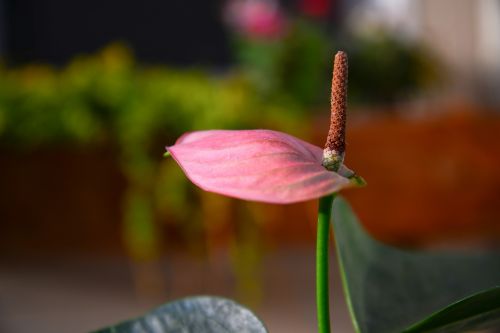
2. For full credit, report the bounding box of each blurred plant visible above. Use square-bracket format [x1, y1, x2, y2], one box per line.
[0, 44, 308, 146]
[223, 0, 331, 106]
[223, 0, 440, 109]
[346, 31, 441, 106]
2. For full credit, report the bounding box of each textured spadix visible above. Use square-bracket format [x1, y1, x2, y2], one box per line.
[167, 129, 360, 204]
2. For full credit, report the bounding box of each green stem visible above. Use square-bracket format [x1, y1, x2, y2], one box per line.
[317, 194, 336, 333]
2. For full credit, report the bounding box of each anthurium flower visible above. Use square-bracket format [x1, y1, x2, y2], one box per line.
[166, 51, 363, 333]
[166, 52, 364, 204]
[166, 129, 362, 204]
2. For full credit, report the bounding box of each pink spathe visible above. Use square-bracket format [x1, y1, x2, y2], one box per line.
[167, 129, 359, 204]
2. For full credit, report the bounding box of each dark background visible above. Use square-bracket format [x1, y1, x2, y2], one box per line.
[1, 0, 232, 66]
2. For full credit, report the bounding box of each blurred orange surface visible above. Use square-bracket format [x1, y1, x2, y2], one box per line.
[334, 106, 500, 246]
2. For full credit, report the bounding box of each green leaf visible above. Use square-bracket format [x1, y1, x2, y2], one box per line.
[93, 296, 268, 333]
[332, 197, 500, 333]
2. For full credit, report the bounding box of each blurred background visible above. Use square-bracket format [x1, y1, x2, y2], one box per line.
[0, 0, 500, 332]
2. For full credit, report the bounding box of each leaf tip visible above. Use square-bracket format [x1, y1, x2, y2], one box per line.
[349, 174, 367, 187]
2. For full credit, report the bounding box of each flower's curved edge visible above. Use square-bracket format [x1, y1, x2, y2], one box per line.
[348, 173, 366, 187]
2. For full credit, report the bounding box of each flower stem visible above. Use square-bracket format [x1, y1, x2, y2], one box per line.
[317, 193, 335, 333]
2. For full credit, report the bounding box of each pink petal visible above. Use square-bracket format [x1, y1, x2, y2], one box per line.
[167, 130, 354, 204]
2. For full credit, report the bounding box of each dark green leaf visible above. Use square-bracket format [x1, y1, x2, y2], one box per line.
[93, 296, 267, 333]
[332, 197, 500, 333]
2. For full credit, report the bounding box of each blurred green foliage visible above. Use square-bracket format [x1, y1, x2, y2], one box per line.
[231, 20, 439, 108]
[347, 31, 440, 105]
[0, 44, 306, 148]
[231, 19, 331, 107]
